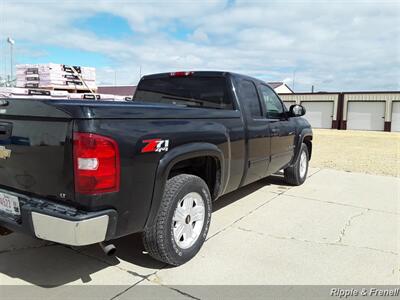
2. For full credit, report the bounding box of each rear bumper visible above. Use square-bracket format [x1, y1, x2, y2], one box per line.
[0, 188, 118, 246]
[31, 213, 110, 246]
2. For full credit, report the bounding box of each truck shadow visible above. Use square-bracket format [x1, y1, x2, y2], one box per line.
[0, 174, 290, 287]
[213, 173, 289, 213]
[112, 173, 290, 268]
[0, 233, 162, 287]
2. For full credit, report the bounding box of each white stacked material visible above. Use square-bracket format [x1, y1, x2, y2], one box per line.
[16, 63, 97, 91]
[0, 87, 70, 99]
[0, 87, 128, 102]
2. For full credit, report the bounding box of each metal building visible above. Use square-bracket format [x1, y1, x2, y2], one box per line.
[342, 92, 400, 132]
[280, 91, 400, 132]
[280, 93, 340, 129]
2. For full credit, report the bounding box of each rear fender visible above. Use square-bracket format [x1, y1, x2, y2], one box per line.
[144, 143, 224, 229]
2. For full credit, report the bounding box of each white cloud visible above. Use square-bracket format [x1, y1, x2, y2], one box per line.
[189, 29, 209, 43]
[0, 0, 399, 91]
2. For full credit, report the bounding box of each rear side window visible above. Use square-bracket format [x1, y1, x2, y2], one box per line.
[133, 76, 233, 110]
[237, 79, 262, 118]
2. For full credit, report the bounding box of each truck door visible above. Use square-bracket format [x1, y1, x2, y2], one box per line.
[235, 79, 271, 186]
[257, 84, 295, 174]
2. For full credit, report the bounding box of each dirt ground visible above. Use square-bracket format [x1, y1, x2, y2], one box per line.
[310, 129, 400, 177]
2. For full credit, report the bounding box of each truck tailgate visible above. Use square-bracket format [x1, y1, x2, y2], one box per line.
[0, 99, 74, 201]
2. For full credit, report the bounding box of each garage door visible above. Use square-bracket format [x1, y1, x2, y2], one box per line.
[347, 101, 385, 131]
[301, 101, 333, 128]
[391, 102, 400, 132]
[283, 101, 296, 110]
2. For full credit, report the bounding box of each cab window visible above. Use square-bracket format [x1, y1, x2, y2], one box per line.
[237, 79, 262, 118]
[134, 76, 233, 110]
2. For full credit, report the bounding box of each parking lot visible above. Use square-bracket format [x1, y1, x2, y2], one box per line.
[0, 130, 399, 299]
[310, 129, 400, 177]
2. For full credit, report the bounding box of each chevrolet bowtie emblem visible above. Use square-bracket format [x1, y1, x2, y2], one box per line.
[0, 146, 11, 159]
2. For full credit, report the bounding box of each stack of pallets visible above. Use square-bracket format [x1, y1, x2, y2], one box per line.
[0, 87, 128, 101]
[0, 87, 69, 99]
[16, 63, 97, 92]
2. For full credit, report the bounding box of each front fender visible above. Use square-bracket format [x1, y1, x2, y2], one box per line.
[290, 127, 313, 166]
[144, 142, 225, 229]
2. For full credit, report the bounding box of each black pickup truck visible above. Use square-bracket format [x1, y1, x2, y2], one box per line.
[0, 71, 312, 266]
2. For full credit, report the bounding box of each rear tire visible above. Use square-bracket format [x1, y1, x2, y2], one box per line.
[142, 174, 212, 266]
[284, 143, 309, 186]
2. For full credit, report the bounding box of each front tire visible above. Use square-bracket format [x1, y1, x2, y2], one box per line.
[284, 143, 309, 186]
[142, 174, 212, 266]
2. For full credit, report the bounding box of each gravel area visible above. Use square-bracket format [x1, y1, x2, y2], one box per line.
[310, 129, 400, 177]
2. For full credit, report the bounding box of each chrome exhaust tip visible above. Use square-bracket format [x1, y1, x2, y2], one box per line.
[99, 242, 116, 256]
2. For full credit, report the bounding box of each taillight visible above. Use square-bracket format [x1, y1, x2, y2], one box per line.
[73, 132, 120, 195]
[169, 71, 194, 77]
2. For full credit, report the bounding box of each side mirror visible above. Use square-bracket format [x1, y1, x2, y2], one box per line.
[289, 104, 306, 117]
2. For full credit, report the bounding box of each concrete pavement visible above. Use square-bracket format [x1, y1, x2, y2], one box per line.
[0, 168, 399, 299]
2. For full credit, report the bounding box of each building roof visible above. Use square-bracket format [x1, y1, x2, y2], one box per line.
[267, 82, 294, 93]
[267, 82, 284, 89]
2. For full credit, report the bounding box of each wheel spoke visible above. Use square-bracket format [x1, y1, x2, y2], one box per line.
[173, 207, 187, 223]
[174, 223, 185, 240]
[183, 224, 193, 239]
[183, 197, 193, 213]
[191, 206, 205, 222]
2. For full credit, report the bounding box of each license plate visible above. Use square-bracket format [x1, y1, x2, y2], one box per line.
[0, 192, 20, 216]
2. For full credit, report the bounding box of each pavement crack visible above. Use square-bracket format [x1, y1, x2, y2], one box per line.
[0, 242, 56, 255]
[63, 245, 164, 281]
[284, 193, 399, 215]
[336, 209, 369, 244]
[109, 277, 147, 300]
[167, 286, 201, 300]
[235, 227, 398, 255]
[236, 226, 263, 235]
[125, 269, 158, 279]
[205, 170, 323, 243]
[107, 275, 201, 300]
[141, 277, 201, 300]
[206, 193, 280, 242]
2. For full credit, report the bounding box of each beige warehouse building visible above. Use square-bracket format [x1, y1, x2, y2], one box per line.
[280, 91, 400, 132]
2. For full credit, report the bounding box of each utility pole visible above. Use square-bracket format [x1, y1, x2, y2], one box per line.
[3, 38, 6, 83]
[292, 70, 296, 92]
[7, 37, 15, 85]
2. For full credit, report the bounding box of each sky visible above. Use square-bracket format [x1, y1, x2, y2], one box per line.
[0, 0, 399, 92]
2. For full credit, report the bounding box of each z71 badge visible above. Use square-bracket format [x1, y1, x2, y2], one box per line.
[141, 139, 170, 153]
[0, 146, 11, 159]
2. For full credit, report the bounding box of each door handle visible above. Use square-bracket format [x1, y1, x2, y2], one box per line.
[271, 128, 279, 136]
[0, 100, 9, 107]
[0, 122, 12, 140]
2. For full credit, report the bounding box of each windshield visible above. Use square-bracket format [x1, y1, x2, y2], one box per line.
[133, 76, 233, 110]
